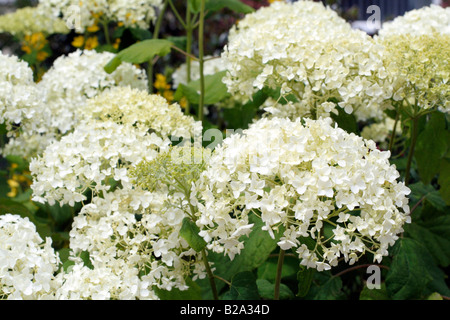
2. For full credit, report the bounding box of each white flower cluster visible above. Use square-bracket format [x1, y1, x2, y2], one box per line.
[172, 56, 226, 89]
[38, 0, 164, 32]
[0, 214, 61, 300]
[30, 86, 201, 207]
[195, 117, 411, 270]
[378, 5, 450, 37]
[66, 188, 205, 298]
[221, 0, 392, 121]
[2, 50, 147, 159]
[37, 49, 147, 134]
[0, 5, 69, 37]
[0, 51, 41, 131]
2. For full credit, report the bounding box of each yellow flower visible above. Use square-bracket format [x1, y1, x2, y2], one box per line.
[154, 73, 169, 90]
[179, 97, 188, 109]
[37, 51, 49, 62]
[87, 23, 100, 33]
[6, 179, 19, 198]
[21, 32, 48, 54]
[85, 36, 99, 50]
[21, 44, 32, 54]
[72, 35, 85, 48]
[113, 38, 121, 50]
[163, 90, 174, 103]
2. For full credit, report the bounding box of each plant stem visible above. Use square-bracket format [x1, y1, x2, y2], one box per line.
[102, 20, 111, 45]
[202, 248, 219, 300]
[147, 0, 169, 93]
[388, 109, 400, 153]
[404, 115, 419, 186]
[185, 2, 193, 115]
[197, 0, 206, 122]
[274, 249, 285, 300]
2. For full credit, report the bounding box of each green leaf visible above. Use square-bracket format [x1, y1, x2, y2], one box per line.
[222, 101, 257, 130]
[128, 27, 152, 40]
[427, 292, 444, 300]
[405, 215, 450, 267]
[155, 278, 202, 300]
[80, 250, 94, 270]
[415, 112, 448, 185]
[257, 255, 299, 283]
[409, 182, 447, 213]
[104, 39, 173, 73]
[222, 271, 260, 300]
[438, 158, 450, 206]
[330, 106, 359, 135]
[188, 0, 202, 13]
[180, 217, 207, 252]
[210, 213, 280, 281]
[359, 283, 390, 300]
[385, 238, 433, 299]
[296, 266, 316, 298]
[256, 279, 294, 300]
[205, 0, 255, 14]
[307, 272, 343, 300]
[195, 213, 279, 299]
[174, 70, 229, 105]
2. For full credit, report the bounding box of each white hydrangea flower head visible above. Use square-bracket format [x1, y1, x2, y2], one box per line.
[376, 33, 450, 113]
[378, 5, 450, 37]
[221, 0, 392, 121]
[1, 50, 147, 160]
[80, 86, 202, 139]
[36, 49, 147, 135]
[66, 187, 206, 296]
[0, 51, 40, 130]
[172, 56, 226, 89]
[30, 86, 201, 206]
[195, 117, 411, 270]
[55, 262, 159, 300]
[0, 214, 61, 300]
[38, 0, 164, 32]
[30, 120, 170, 206]
[0, 5, 69, 37]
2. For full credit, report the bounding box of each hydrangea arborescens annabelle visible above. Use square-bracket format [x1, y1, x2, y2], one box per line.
[377, 33, 450, 113]
[378, 5, 450, 37]
[221, 0, 392, 121]
[38, 0, 164, 32]
[194, 117, 411, 270]
[2, 50, 147, 159]
[0, 51, 41, 131]
[66, 187, 207, 297]
[30, 86, 201, 207]
[0, 214, 61, 300]
[0, 5, 69, 37]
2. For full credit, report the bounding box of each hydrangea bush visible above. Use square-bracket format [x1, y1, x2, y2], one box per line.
[0, 0, 449, 302]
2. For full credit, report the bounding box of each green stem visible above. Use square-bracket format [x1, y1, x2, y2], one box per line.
[202, 248, 219, 300]
[102, 20, 111, 46]
[147, 0, 169, 93]
[404, 115, 419, 186]
[197, 0, 206, 122]
[388, 109, 400, 153]
[168, 0, 187, 28]
[185, 2, 193, 115]
[274, 249, 285, 300]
